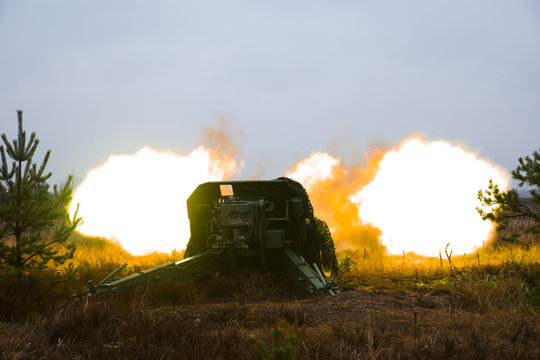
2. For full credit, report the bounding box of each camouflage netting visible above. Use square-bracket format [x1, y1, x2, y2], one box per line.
[313, 217, 339, 274]
[184, 178, 339, 275]
[276, 177, 339, 274]
[275, 177, 314, 219]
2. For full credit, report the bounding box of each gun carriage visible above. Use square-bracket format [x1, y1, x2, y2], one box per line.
[74, 178, 338, 298]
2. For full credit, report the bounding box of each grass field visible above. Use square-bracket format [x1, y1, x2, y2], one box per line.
[0, 219, 539, 359]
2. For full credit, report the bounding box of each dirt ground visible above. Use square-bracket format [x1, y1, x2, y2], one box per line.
[129, 288, 540, 359]
[1, 286, 539, 359]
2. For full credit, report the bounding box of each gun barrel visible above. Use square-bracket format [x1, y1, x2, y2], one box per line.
[97, 263, 127, 288]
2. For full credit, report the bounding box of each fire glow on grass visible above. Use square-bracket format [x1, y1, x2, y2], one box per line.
[69, 146, 236, 255]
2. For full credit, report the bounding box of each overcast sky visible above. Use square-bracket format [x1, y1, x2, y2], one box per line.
[1, 1, 539, 186]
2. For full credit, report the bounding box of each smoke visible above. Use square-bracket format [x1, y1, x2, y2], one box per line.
[71, 119, 510, 256]
[287, 149, 387, 251]
[350, 136, 510, 256]
[200, 115, 244, 179]
[70, 119, 243, 255]
[287, 134, 510, 256]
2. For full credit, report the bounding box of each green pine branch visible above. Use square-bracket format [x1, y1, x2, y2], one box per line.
[256, 327, 297, 360]
[477, 148, 540, 242]
[0, 110, 81, 270]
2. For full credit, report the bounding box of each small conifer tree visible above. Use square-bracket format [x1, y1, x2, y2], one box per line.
[477, 148, 540, 242]
[256, 327, 297, 360]
[0, 110, 81, 270]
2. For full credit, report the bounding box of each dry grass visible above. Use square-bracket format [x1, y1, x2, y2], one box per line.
[1, 217, 539, 359]
[63, 232, 185, 269]
[0, 277, 539, 359]
[1, 244, 539, 359]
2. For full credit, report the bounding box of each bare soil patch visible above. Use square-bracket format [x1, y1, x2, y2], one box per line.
[1, 287, 538, 359]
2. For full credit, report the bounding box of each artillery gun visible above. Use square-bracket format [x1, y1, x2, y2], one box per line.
[73, 178, 339, 298]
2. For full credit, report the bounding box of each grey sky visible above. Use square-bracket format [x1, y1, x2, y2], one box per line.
[1, 1, 539, 186]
